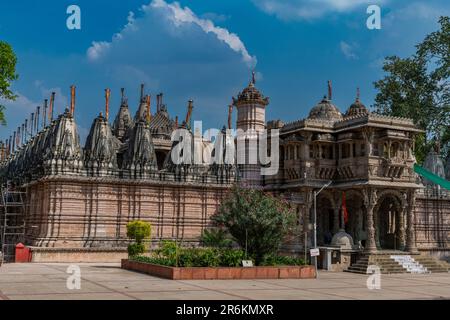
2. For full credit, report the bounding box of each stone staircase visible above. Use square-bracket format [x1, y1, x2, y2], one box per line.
[346, 252, 450, 274]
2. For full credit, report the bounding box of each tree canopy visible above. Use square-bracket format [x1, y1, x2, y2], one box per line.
[212, 185, 296, 265]
[0, 41, 18, 125]
[374, 16, 450, 163]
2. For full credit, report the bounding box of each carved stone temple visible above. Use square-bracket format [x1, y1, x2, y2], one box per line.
[1, 79, 449, 268]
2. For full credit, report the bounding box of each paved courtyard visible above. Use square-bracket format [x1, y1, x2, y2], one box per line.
[0, 263, 449, 300]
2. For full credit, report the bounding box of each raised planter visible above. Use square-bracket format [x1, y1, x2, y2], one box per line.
[121, 259, 316, 280]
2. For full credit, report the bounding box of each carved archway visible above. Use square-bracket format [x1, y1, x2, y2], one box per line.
[316, 194, 334, 246]
[374, 190, 407, 250]
[344, 190, 365, 247]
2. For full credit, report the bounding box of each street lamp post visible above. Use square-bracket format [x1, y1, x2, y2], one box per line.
[313, 181, 332, 277]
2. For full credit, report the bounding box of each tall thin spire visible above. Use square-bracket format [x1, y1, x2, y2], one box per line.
[31, 113, 35, 136]
[24, 119, 28, 142]
[356, 87, 360, 101]
[36, 106, 41, 132]
[121, 88, 125, 104]
[105, 88, 111, 121]
[185, 100, 194, 126]
[140, 83, 145, 102]
[327, 80, 332, 100]
[21, 123, 24, 145]
[12, 131, 16, 152]
[252, 70, 256, 85]
[146, 95, 151, 124]
[228, 104, 233, 130]
[43, 99, 48, 127]
[70, 85, 76, 116]
[49, 92, 55, 122]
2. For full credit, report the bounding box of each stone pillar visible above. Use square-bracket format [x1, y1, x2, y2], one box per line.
[303, 190, 313, 248]
[363, 188, 378, 253]
[398, 206, 406, 251]
[374, 209, 381, 249]
[333, 207, 340, 234]
[405, 190, 418, 253]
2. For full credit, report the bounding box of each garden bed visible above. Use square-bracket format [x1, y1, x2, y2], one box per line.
[121, 259, 316, 280]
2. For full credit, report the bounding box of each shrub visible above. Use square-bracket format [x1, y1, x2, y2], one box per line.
[127, 243, 146, 257]
[219, 249, 246, 267]
[260, 254, 306, 266]
[200, 228, 232, 248]
[126, 220, 151, 244]
[126, 220, 151, 257]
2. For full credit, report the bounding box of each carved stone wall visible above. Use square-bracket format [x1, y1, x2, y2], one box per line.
[24, 176, 228, 248]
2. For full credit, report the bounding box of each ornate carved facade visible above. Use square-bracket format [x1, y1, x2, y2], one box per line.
[0, 80, 449, 262]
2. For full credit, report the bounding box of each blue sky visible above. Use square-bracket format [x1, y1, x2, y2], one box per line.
[0, 0, 448, 142]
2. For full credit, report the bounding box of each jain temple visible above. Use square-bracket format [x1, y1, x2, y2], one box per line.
[1, 77, 449, 273]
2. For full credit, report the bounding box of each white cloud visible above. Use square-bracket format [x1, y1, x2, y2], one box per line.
[340, 41, 358, 59]
[87, 41, 111, 61]
[0, 92, 37, 112]
[252, 0, 386, 20]
[87, 0, 256, 67]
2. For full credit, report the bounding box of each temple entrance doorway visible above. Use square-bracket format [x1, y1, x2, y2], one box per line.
[376, 195, 404, 251]
[344, 192, 366, 248]
[316, 196, 334, 246]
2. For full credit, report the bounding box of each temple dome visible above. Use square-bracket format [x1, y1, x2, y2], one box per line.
[346, 98, 369, 117]
[308, 97, 343, 121]
[331, 230, 354, 249]
[423, 150, 445, 185]
[233, 81, 269, 107]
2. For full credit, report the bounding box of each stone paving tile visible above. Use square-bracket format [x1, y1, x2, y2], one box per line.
[176, 279, 287, 291]
[0, 264, 449, 300]
[96, 280, 207, 292]
[8, 292, 134, 300]
[219, 288, 348, 300]
[126, 290, 239, 300]
[0, 279, 112, 296]
[306, 287, 440, 300]
[386, 284, 450, 298]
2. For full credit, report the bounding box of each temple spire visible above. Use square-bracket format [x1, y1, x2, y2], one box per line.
[356, 87, 360, 102]
[43, 99, 48, 127]
[140, 83, 145, 102]
[36, 106, 41, 132]
[70, 85, 76, 116]
[252, 70, 256, 85]
[146, 95, 151, 124]
[49, 92, 55, 122]
[328, 80, 332, 100]
[228, 104, 233, 130]
[185, 100, 194, 126]
[105, 88, 111, 121]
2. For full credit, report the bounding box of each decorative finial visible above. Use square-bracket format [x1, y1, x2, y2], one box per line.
[105, 88, 111, 121]
[140, 83, 145, 102]
[185, 100, 194, 126]
[356, 87, 360, 101]
[228, 104, 233, 130]
[49, 92, 55, 122]
[252, 70, 256, 85]
[70, 85, 76, 116]
[327, 80, 332, 100]
[43, 99, 48, 127]
[146, 95, 151, 124]
[121, 88, 125, 104]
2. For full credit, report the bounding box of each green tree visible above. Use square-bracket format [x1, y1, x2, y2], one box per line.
[212, 185, 296, 265]
[126, 220, 152, 257]
[0, 41, 18, 125]
[374, 16, 450, 163]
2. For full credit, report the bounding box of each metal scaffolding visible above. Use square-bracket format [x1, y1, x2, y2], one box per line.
[0, 184, 26, 264]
